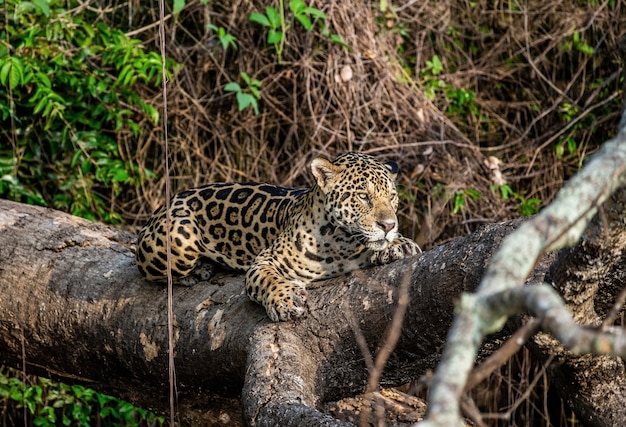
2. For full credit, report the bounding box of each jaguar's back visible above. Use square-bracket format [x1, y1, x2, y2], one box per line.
[136, 182, 308, 282]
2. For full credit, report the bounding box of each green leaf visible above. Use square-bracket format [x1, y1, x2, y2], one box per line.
[249, 12, 271, 27]
[555, 143, 564, 159]
[452, 192, 464, 214]
[0, 57, 24, 89]
[499, 184, 513, 200]
[236, 92, 251, 110]
[173, 0, 185, 14]
[219, 34, 237, 51]
[141, 103, 159, 124]
[224, 82, 241, 92]
[267, 29, 283, 45]
[249, 85, 261, 99]
[16, 1, 37, 15]
[32, 0, 50, 17]
[240, 72, 251, 85]
[35, 72, 51, 88]
[327, 33, 347, 47]
[567, 137, 577, 154]
[295, 14, 312, 31]
[302, 7, 326, 19]
[0, 61, 11, 86]
[519, 198, 541, 216]
[265, 6, 281, 29]
[577, 43, 594, 55]
[236, 92, 259, 114]
[33, 96, 49, 115]
[70, 151, 83, 169]
[118, 64, 135, 86]
[112, 169, 129, 182]
[290, 0, 305, 14]
[467, 188, 482, 200]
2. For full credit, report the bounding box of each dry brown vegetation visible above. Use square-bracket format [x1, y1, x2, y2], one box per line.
[113, 0, 624, 253]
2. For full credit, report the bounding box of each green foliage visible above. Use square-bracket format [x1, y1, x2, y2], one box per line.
[429, 184, 484, 215]
[207, 24, 238, 51]
[250, 0, 347, 61]
[445, 86, 478, 117]
[555, 101, 596, 161]
[0, 0, 176, 222]
[225, 72, 263, 115]
[419, 55, 480, 119]
[452, 188, 482, 214]
[0, 369, 164, 426]
[419, 55, 447, 101]
[173, 0, 186, 15]
[493, 184, 541, 216]
[250, 5, 285, 54]
[560, 32, 594, 56]
[556, 136, 578, 160]
[426, 55, 444, 76]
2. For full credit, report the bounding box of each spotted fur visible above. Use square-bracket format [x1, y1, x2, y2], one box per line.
[136, 152, 419, 321]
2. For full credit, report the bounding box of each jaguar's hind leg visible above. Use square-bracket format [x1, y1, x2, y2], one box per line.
[177, 261, 215, 286]
[137, 213, 210, 283]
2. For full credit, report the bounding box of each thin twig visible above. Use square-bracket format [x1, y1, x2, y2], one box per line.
[465, 318, 541, 391]
[157, 0, 177, 424]
[601, 285, 626, 330]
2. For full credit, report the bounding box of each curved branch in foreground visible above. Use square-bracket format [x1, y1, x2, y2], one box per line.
[419, 122, 626, 427]
[485, 284, 626, 354]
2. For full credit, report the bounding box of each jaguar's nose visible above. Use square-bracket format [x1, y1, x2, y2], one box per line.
[376, 220, 396, 233]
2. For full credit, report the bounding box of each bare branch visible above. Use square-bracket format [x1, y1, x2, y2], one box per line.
[465, 318, 540, 392]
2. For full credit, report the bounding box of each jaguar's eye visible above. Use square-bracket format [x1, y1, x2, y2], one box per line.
[358, 193, 371, 204]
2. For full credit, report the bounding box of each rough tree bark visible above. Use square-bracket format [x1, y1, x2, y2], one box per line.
[0, 193, 625, 425]
[535, 187, 626, 427]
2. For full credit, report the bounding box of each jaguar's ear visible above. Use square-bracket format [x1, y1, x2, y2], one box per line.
[384, 160, 399, 179]
[311, 157, 340, 192]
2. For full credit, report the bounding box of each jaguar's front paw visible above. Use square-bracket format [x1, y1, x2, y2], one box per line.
[264, 284, 308, 322]
[371, 236, 421, 265]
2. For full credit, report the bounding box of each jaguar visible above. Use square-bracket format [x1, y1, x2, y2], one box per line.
[136, 152, 419, 321]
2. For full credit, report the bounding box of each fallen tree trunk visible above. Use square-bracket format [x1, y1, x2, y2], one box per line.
[1, 196, 625, 425]
[0, 198, 519, 424]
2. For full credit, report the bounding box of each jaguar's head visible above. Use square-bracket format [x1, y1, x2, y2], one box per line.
[311, 152, 400, 251]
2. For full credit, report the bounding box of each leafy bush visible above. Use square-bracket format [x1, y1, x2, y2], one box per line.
[0, 368, 164, 426]
[249, 0, 346, 61]
[225, 72, 263, 115]
[0, 0, 177, 222]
